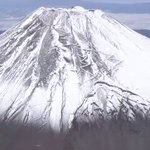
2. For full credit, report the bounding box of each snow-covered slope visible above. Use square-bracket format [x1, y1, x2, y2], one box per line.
[0, 6, 150, 132]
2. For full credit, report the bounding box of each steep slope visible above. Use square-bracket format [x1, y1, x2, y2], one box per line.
[0, 7, 150, 132]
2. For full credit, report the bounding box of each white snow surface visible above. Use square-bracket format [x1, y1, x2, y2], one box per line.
[0, 7, 150, 132]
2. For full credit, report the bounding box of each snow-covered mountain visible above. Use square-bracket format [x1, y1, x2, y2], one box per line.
[0, 6, 150, 132]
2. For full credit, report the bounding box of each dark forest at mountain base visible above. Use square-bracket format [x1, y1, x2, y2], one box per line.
[0, 112, 150, 150]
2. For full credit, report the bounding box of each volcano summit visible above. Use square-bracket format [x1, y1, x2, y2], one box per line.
[0, 7, 150, 132]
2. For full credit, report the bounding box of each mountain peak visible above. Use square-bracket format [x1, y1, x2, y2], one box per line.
[0, 7, 150, 132]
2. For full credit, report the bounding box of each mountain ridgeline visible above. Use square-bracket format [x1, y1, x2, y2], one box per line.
[0, 7, 150, 150]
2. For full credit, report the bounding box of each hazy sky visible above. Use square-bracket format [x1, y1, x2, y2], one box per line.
[84, 0, 150, 3]
[0, 0, 150, 9]
[1, 0, 150, 3]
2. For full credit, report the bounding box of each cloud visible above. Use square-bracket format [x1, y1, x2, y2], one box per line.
[109, 13, 150, 30]
[0, 16, 22, 30]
